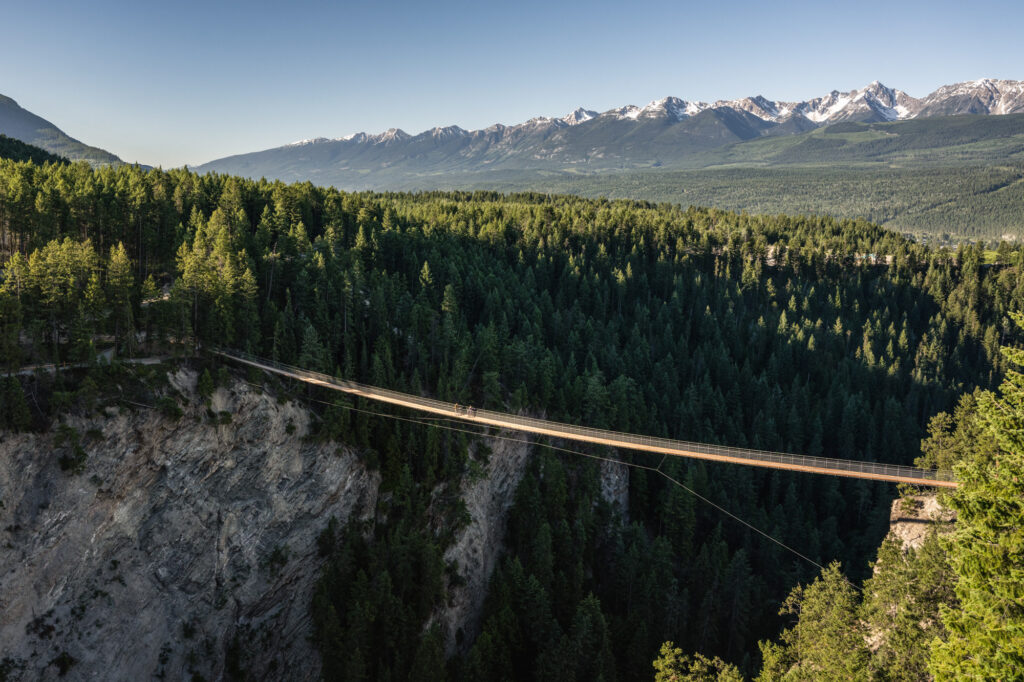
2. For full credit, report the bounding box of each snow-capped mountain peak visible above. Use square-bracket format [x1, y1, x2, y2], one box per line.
[429, 125, 467, 139]
[640, 97, 694, 120]
[373, 128, 411, 144]
[608, 105, 643, 121]
[715, 95, 783, 121]
[562, 107, 598, 125]
[791, 89, 853, 123]
[918, 79, 1024, 116]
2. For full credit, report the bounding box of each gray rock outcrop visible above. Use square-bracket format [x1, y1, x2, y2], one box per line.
[0, 369, 379, 681]
[434, 435, 532, 654]
[888, 494, 955, 551]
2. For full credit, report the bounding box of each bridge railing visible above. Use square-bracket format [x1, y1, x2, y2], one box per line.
[213, 348, 956, 485]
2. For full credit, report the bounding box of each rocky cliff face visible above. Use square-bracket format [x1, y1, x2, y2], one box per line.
[0, 369, 379, 681]
[599, 457, 629, 521]
[888, 494, 955, 551]
[434, 436, 532, 655]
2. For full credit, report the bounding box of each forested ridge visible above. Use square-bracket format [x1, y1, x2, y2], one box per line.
[447, 164, 1024, 242]
[0, 135, 67, 166]
[2, 157, 1023, 679]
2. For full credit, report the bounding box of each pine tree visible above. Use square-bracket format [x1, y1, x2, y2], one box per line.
[1, 376, 31, 430]
[406, 624, 447, 682]
[755, 562, 867, 681]
[197, 368, 214, 402]
[299, 321, 329, 373]
[107, 242, 134, 354]
[0, 287, 24, 370]
[563, 594, 617, 682]
[653, 641, 743, 682]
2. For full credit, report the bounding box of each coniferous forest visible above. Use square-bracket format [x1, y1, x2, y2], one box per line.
[2, 153, 1023, 679]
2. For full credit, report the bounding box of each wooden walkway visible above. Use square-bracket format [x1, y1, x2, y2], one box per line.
[213, 349, 958, 488]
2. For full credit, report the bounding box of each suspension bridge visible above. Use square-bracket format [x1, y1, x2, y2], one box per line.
[212, 349, 958, 488]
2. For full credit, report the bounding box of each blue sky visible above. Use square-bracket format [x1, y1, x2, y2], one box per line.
[1, 0, 1021, 167]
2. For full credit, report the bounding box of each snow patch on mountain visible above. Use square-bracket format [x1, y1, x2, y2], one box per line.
[685, 101, 708, 116]
[609, 105, 642, 121]
[716, 96, 781, 121]
[288, 137, 335, 146]
[522, 116, 557, 127]
[796, 91, 853, 123]
[919, 78, 1024, 115]
[563, 108, 598, 125]
[372, 128, 411, 144]
[429, 125, 468, 139]
[640, 97, 690, 120]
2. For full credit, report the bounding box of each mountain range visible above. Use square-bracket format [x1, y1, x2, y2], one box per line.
[193, 79, 1024, 188]
[0, 95, 123, 166]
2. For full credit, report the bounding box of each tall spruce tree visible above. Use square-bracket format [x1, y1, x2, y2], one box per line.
[756, 562, 868, 681]
[107, 242, 134, 354]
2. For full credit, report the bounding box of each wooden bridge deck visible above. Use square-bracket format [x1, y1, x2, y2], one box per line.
[213, 349, 958, 488]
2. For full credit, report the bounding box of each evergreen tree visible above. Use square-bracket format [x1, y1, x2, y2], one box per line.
[653, 642, 743, 682]
[756, 563, 867, 681]
[197, 368, 214, 401]
[1, 376, 31, 430]
[107, 242, 134, 354]
[299, 321, 329, 373]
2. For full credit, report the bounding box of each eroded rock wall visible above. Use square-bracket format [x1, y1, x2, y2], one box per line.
[0, 370, 379, 681]
[434, 435, 532, 655]
[888, 494, 955, 551]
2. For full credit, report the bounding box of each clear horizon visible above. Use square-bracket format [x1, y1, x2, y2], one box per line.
[2, 0, 1022, 168]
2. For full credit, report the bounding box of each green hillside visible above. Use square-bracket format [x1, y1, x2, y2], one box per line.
[0, 133, 68, 165]
[684, 113, 1024, 168]
[440, 164, 1024, 241]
